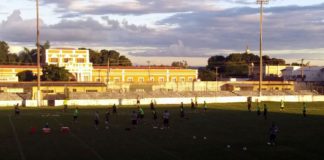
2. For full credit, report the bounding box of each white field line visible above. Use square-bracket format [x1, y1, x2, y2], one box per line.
[52, 118, 105, 160]
[8, 115, 26, 160]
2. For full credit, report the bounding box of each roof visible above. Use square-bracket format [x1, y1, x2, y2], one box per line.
[0, 82, 106, 87]
[0, 65, 196, 70]
[0, 65, 38, 68]
[93, 66, 183, 70]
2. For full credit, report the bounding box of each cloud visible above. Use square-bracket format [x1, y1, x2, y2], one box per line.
[2, 2, 324, 59]
[41, 0, 219, 15]
[0, 10, 159, 46]
[129, 40, 212, 57]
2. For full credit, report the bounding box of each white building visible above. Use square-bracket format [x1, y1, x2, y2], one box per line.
[282, 66, 324, 82]
[45, 49, 93, 82]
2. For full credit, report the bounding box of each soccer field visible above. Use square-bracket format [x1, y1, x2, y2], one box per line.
[1, 102, 324, 160]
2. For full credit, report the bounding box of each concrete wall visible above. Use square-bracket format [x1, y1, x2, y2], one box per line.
[1, 95, 324, 107]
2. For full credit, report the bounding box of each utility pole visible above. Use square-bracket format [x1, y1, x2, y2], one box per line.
[147, 61, 151, 82]
[36, 0, 41, 107]
[215, 67, 219, 92]
[106, 58, 110, 91]
[257, 0, 269, 97]
[300, 58, 304, 81]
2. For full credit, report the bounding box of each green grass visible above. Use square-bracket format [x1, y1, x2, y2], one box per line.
[1, 102, 324, 160]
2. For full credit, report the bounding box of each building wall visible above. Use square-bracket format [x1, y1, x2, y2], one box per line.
[92, 68, 198, 83]
[0, 66, 41, 82]
[282, 66, 324, 82]
[46, 49, 93, 82]
[264, 65, 288, 77]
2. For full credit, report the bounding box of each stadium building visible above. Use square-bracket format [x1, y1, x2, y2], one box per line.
[0, 49, 198, 83]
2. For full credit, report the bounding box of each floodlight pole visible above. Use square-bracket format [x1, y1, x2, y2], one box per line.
[36, 0, 41, 107]
[147, 61, 151, 82]
[215, 67, 219, 92]
[106, 58, 110, 91]
[257, 0, 269, 98]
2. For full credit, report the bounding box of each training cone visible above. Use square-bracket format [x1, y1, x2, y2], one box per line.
[30, 127, 36, 134]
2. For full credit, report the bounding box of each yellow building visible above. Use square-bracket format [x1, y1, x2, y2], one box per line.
[93, 66, 198, 83]
[46, 49, 93, 82]
[264, 65, 288, 77]
[45, 49, 198, 83]
[0, 65, 41, 82]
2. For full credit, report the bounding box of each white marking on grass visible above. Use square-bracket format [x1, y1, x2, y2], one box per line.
[52, 118, 104, 160]
[8, 115, 26, 160]
[69, 133, 105, 160]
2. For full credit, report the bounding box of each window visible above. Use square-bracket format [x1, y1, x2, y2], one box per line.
[127, 77, 133, 82]
[159, 77, 164, 82]
[180, 77, 185, 82]
[138, 77, 144, 82]
[63, 58, 72, 63]
[76, 58, 85, 63]
[73, 89, 77, 92]
[188, 77, 193, 81]
[49, 58, 58, 63]
[42, 90, 54, 93]
[96, 78, 101, 82]
[114, 77, 120, 82]
[86, 90, 98, 92]
[150, 77, 154, 82]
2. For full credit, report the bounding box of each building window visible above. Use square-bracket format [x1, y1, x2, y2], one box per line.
[49, 58, 58, 63]
[159, 77, 164, 82]
[96, 78, 101, 82]
[180, 77, 185, 82]
[150, 77, 154, 82]
[86, 90, 97, 92]
[171, 77, 177, 82]
[41, 90, 54, 93]
[138, 77, 144, 82]
[76, 58, 85, 63]
[114, 77, 120, 82]
[63, 58, 72, 63]
[127, 77, 133, 82]
[188, 77, 193, 81]
[73, 89, 77, 92]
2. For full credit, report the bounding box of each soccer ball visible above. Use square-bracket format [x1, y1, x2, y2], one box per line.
[226, 145, 231, 149]
[203, 136, 207, 140]
[243, 147, 247, 151]
[193, 136, 197, 139]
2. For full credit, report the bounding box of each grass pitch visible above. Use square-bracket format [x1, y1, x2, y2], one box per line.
[1, 102, 324, 160]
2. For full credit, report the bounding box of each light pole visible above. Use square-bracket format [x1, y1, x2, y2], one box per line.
[147, 61, 151, 82]
[257, 0, 269, 97]
[36, 0, 41, 107]
[106, 58, 110, 91]
[215, 67, 219, 92]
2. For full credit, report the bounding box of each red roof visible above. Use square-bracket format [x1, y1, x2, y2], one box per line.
[0, 65, 38, 68]
[93, 66, 181, 69]
[0, 65, 184, 70]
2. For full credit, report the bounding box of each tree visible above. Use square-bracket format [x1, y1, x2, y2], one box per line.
[171, 61, 188, 68]
[203, 51, 286, 80]
[198, 68, 216, 81]
[118, 55, 132, 66]
[207, 55, 225, 70]
[89, 49, 132, 66]
[18, 48, 33, 64]
[40, 40, 50, 64]
[17, 70, 36, 81]
[0, 41, 9, 64]
[7, 54, 18, 64]
[89, 49, 101, 65]
[41, 65, 71, 81]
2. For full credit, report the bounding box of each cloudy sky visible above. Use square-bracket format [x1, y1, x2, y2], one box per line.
[0, 0, 324, 66]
